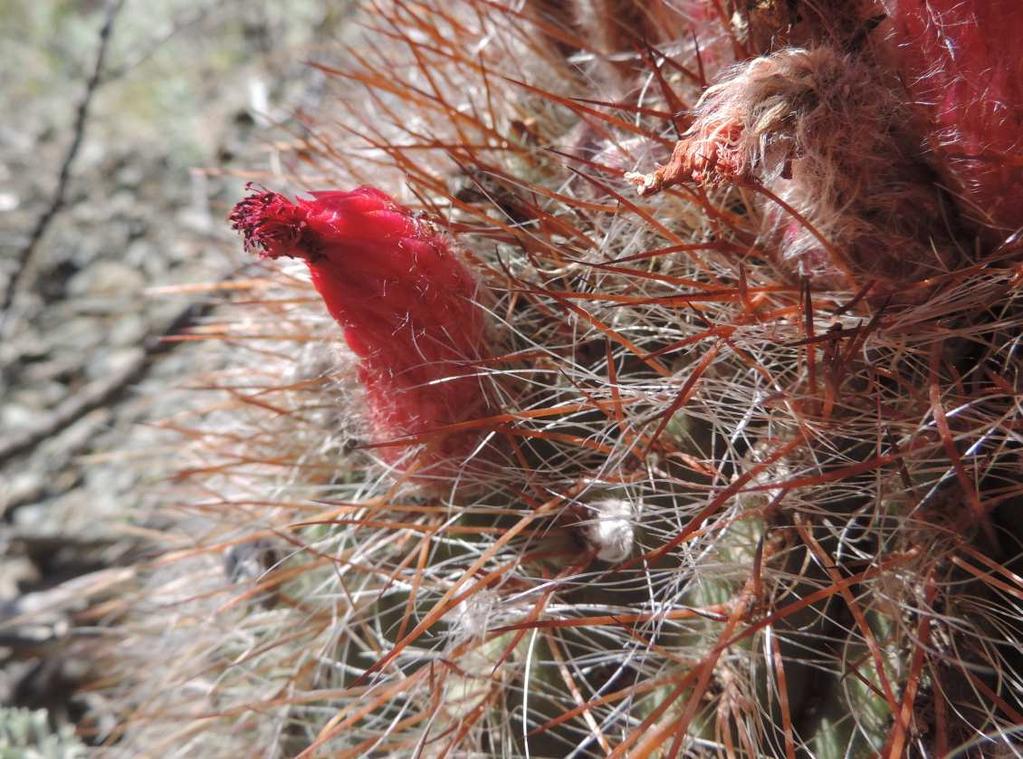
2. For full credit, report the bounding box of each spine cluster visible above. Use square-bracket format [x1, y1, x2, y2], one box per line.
[95, 2, 1023, 757]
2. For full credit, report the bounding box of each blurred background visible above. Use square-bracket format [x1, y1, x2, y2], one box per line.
[0, 0, 346, 743]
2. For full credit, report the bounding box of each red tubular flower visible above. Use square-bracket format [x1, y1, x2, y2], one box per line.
[884, 0, 1023, 235]
[229, 185, 492, 475]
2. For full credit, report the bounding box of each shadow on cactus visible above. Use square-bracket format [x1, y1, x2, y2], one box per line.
[94, 1, 1023, 757]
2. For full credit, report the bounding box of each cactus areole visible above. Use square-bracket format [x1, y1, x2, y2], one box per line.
[230, 186, 490, 468]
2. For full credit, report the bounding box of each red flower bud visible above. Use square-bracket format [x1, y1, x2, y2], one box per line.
[230, 185, 492, 475]
[885, 0, 1023, 235]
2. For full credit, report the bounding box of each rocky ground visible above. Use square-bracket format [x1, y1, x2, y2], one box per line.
[0, 0, 348, 743]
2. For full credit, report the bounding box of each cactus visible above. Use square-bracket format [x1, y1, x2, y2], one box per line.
[95, 1, 1023, 756]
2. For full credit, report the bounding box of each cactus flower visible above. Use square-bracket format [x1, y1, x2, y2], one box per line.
[884, 0, 1023, 235]
[229, 185, 491, 473]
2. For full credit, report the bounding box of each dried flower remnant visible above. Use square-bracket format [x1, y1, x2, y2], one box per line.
[628, 46, 958, 290]
[729, 0, 883, 56]
[230, 186, 492, 474]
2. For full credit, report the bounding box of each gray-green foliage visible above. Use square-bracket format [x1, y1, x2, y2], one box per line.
[0, 708, 85, 759]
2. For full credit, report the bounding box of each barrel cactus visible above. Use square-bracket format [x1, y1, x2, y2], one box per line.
[97, 1, 1023, 756]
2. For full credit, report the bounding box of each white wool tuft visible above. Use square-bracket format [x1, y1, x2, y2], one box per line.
[583, 498, 636, 563]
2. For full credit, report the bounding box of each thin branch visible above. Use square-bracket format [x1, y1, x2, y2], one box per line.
[0, 0, 126, 339]
[0, 264, 244, 467]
